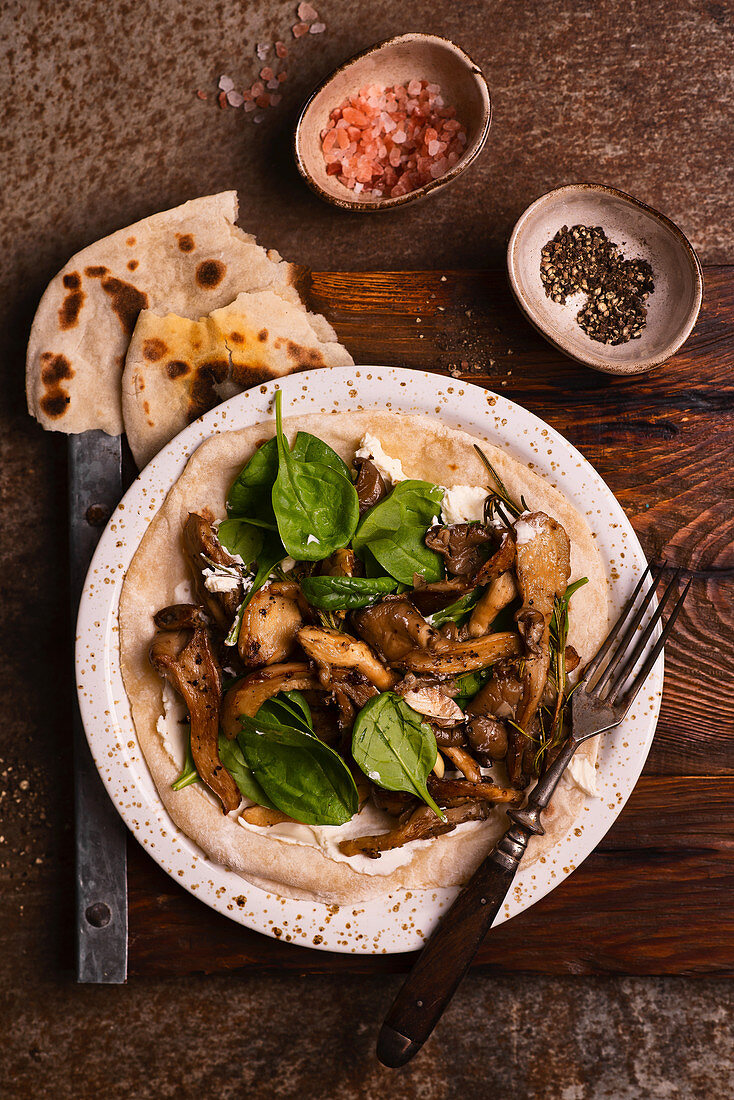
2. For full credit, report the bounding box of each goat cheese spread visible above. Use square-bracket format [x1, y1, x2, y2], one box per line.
[356, 433, 407, 485]
[441, 484, 488, 525]
[565, 755, 598, 797]
[237, 800, 485, 876]
[514, 513, 545, 545]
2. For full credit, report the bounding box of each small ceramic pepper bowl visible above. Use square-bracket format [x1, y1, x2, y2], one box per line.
[294, 33, 491, 212]
[507, 183, 703, 374]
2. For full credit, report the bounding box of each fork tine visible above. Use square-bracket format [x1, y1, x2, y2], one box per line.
[616, 578, 691, 710]
[607, 568, 683, 702]
[586, 559, 667, 693]
[581, 560, 663, 688]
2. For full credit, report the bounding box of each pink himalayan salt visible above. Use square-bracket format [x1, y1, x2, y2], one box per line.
[298, 1, 318, 20]
[292, 21, 309, 37]
[320, 80, 467, 198]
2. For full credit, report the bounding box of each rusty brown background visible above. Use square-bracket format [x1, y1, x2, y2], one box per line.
[1, 0, 733, 1097]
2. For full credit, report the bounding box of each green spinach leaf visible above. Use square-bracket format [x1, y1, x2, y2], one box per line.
[300, 574, 398, 610]
[271, 390, 359, 561]
[218, 732, 277, 809]
[226, 437, 279, 522]
[352, 693, 445, 819]
[291, 432, 352, 481]
[217, 518, 264, 568]
[171, 727, 198, 791]
[453, 668, 493, 709]
[257, 690, 313, 736]
[238, 716, 358, 826]
[352, 480, 445, 585]
[430, 589, 481, 628]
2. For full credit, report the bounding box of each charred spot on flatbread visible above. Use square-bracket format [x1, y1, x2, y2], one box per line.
[58, 272, 85, 330]
[258, 329, 268, 342]
[143, 338, 168, 362]
[100, 276, 148, 335]
[39, 352, 74, 418]
[286, 340, 327, 368]
[127, 260, 139, 272]
[166, 360, 190, 380]
[195, 260, 226, 289]
[228, 330, 245, 344]
[187, 358, 229, 421]
[126, 237, 136, 246]
[177, 234, 195, 253]
[230, 362, 276, 387]
[85, 265, 108, 278]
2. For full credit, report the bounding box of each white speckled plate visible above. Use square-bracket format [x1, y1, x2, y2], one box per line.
[76, 366, 662, 954]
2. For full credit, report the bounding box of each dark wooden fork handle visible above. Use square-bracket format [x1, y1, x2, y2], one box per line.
[376, 852, 517, 1067]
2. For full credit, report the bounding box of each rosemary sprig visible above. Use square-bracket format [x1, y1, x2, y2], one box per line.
[474, 444, 529, 519]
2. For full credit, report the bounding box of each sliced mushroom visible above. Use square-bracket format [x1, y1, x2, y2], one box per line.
[467, 660, 524, 720]
[221, 662, 322, 738]
[240, 806, 295, 827]
[399, 632, 521, 676]
[150, 625, 239, 814]
[465, 715, 509, 761]
[297, 626, 397, 690]
[401, 685, 464, 724]
[154, 604, 208, 631]
[474, 530, 516, 585]
[468, 571, 517, 637]
[370, 786, 418, 818]
[354, 458, 387, 517]
[319, 548, 363, 578]
[182, 513, 241, 630]
[427, 775, 523, 806]
[338, 802, 491, 858]
[424, 523, 494, 576]
[509, 512, 571, 785]
[352, 596, 437, 663]
[441, 746, 482, 783]
[324, 667, 381, 709]
[238, 584, 303, 668]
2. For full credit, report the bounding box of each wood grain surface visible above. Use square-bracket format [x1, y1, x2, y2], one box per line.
[127, 268, 734, 976]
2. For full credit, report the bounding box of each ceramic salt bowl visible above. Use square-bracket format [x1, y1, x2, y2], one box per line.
[507, 184, 703, 374]
[294, 33, 491, 212]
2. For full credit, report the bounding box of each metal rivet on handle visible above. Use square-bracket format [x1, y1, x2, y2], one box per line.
[85, 504, 110, 527]
[85, 902, 112, 928]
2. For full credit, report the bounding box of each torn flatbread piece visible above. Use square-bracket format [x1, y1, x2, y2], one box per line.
[26, 192, 297, 435]
[121, 290, 355, 468]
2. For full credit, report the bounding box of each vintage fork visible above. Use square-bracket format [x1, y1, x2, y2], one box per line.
[377, 560, 690, 1068]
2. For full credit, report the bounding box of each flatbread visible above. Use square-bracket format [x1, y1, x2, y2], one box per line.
[26, 192, 297, 435]
[122, 291, 355, 469]
[119, 411, 610, 904]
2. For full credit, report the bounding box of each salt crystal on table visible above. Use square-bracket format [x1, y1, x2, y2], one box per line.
[260, 66, 274, 81]
[269, 93, 282, 106]
[275, 41, 288, 58]
[309, 21, 326, 33]
[253, 111, 265, 123]
[251, 81, 264, 97]
[277, 71, 288, 82]
[218, 75, 235, 92]
[267, 79, 279, 91]
[226, 90, 245, 107]
[292, 21, 309, 37]
[244, 100, 256, 112]
[256, 43, 270, 60]
[217, 91, 228, 109]
[298, 1, 318, 20]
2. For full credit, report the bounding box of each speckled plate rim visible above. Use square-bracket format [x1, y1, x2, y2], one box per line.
[76, 366, 662, 955]
[293, 33, 491, 212]
[507, 182, 703, 373]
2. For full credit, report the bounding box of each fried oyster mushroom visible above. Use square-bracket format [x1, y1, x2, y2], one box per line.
[150, 617, 240, 814]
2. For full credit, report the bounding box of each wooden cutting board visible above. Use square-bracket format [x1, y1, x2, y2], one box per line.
[127, 268, 734, 976]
